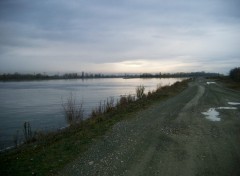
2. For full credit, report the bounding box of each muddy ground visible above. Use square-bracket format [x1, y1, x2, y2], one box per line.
[58, 79, 240, 176]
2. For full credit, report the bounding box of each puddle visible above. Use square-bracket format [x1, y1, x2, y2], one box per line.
[202, 106, 238, 122]
[217, 107, 237, 110]
[206, 82, 216, 85]
[228, 102, 240, 105]
[201, 108, 220, 121]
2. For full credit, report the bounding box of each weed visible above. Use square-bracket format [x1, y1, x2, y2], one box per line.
[136, 85, 145, 99]
[105, 97, 115, 112]
[23, 121, 35, 143]
[119, 95, 128, 106]
[62, 93, 84, 125]
[127, 94, 136, 103]
[13, 130, 19, 148]
[156, 83, 162, 90]
[91, 97, 116, 118]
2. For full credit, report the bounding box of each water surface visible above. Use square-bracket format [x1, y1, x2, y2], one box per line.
[0, 78, 182, 148]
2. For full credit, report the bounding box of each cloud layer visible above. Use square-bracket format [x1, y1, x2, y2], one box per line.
[0, 0, 239, 74]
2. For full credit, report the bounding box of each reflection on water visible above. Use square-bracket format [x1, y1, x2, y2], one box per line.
[0, 78, 182, 148]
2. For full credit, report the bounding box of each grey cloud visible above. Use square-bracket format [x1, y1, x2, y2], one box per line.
[0, 0, 239, 73]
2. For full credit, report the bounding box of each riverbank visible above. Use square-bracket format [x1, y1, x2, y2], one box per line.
[58, 78, 240, 176]
[0, 78, 183, 148]
[0, 79, 190, 176]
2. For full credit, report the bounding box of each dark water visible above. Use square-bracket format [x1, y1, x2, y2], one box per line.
[0, 78, 182, 149]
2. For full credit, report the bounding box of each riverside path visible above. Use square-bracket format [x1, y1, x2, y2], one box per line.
[58, 78, 240, 176]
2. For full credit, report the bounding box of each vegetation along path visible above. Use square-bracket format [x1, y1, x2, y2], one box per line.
[58, 78, 240, 176]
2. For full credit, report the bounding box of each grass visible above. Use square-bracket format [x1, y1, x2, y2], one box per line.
[221, 78, 240, 90]
[208, 76, 240, 90]
[0, 79, 190, 176]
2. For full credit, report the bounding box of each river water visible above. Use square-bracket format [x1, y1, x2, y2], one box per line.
[0, 78, 182, 149]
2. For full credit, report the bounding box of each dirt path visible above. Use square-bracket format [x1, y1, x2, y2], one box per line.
[58, 79, 240, 176]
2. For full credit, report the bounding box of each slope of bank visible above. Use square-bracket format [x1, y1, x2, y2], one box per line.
[0, 79, 190, 176]
[59, 78, 240, 176]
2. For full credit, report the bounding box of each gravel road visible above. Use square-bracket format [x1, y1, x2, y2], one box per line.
[58, 79, 240, 176]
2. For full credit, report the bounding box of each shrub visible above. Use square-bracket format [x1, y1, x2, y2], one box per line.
[62, 93, 84, 125]
[105, 97, 115, 113]
[91, 101, 104, 118]
[136, 85, 145, 99]
[13, 130, 20, 148]
[23, 121, 35, 143]
[119, 96, 128, 106]
[147, 91, 153, 98]
[91, 97, 115, 118]
[156, 83, 162, 90]
[127, 94, 135, 103]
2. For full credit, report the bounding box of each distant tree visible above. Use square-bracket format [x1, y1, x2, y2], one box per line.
[229, 67, 240, 82]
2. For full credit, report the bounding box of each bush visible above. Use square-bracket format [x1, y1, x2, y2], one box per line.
[23, 121, 36, 143]
[119, 96, 128, 106]
[136, 85, 145, 99]
[127, 94, 136, 103]
[91, 97, 115, 118]
[62, 93, 84, 125]
[105, 97, 115, 112]
[13, 130, 20, 148]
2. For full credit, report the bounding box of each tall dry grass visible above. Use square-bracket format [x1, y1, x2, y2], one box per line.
[62, 93, 84, 125]
[136, 85, 145, 99]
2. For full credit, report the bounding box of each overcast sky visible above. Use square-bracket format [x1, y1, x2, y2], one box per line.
[0, 0, 239, 74]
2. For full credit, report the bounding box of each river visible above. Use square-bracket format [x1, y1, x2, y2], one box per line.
[0, 78, 182, 149]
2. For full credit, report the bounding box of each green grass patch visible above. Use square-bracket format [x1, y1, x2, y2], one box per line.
[0, 79, 189, 176]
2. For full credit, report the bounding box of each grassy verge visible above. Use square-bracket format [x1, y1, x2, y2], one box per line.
[208, 76, 240, 90]
[221, 79, 240, 90]
[0, 79, 190, 176]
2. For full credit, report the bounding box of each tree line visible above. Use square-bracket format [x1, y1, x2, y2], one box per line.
[139, 72, 220, 78]
[229, 67, 240, 82]
[0, 71, 222, 81]
[0, 72, 123, 81]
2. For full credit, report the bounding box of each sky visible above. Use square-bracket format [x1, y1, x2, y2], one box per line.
[0, 0, 239, 74]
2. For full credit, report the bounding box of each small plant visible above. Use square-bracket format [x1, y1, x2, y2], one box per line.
[127, 94, 135, 103]
[62, 93, 84, 125]
[119, 95, 128, 106]
[105, 97, 115, 112]
[91, 97, 115, 118]
[91, 101, 104, 117]
[157, 83, 162, 90]
[13, 130, 19, 148]
[23, 121, 33, 143]
[136, 85, 145, 99]
[147, 91, 152, 98]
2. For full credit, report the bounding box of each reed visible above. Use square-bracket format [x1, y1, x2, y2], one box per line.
[23, 121, 36, 143]
[62, 93, 84, 125]
[136, 85, 145, 99]
[13, 130, 19, 148]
